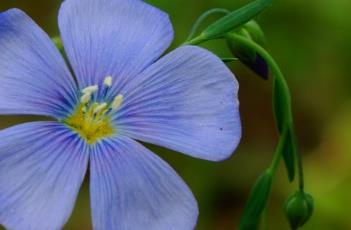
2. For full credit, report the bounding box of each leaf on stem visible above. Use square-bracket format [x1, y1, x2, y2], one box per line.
[282, 127, 297, 182]
[201, 0, 272, 40]
[273, 77, 296, 181]
[239, 170, 273, 230]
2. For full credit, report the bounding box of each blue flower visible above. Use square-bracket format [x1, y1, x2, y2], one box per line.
[0, 0, 241, 229]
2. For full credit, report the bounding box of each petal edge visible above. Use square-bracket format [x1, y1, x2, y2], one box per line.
[115, 46, 241, 161]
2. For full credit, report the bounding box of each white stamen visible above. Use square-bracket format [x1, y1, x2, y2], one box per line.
[111, 94, 124, 110]
[104, 76, 113, 87]
[93, 103, 108, 114]
[82, 85, 98, 95]
[80, 93, 91, 104]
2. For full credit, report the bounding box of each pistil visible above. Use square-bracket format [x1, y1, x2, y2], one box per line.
[64, 76, 124, 144]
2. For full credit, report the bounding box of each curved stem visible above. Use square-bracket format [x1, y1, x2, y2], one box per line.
[227, 34, 292, 118]
[185, 8, 230, 42]
[293, 131, 305, 191]
[226, 33, 304, 190]
[268, 127, 287, 175]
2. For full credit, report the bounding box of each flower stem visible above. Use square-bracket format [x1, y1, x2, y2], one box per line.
[185, 8, 230, 42]
[226, 33, 304, 190]
[268, 131, 284, 175]
[294, 130, 305, 191]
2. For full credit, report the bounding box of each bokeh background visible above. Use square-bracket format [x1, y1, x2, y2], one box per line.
[1, 0, 350, 229]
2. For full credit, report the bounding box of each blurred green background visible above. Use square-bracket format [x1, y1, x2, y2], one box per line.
[1, 0, 350, 229]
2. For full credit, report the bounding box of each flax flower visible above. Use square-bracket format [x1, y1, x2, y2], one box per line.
[0, 0, 241, 229]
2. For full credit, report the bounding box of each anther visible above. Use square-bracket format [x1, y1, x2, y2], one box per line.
[104, 76, 113, 87]
[82, 85, 99, 95]
[80, 93, 91, 104]
[93, 103, 108, 114]
[111, 94, 124, 110]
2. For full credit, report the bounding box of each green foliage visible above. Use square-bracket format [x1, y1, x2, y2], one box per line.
[201, 0, 272, 40]
[185, 8, 230, 41]
[273, 77, 296, 181]
[239, 170, 273, 230]
[282, 127, 297, 182]
[272, 77, 291, 133]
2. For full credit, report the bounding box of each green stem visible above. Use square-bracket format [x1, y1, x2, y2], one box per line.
[226, 33, 304, 190]
[186, 8, 230, 42]
[268, 128, 288, 174]
[268, 141, 283, 175]
[293, 130, 305, 191]
[227, 34, 292, 119]
[262, 206, 269, 230]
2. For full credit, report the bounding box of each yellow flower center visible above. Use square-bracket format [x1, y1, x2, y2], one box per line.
[63, 76, 123, 144]
[65, 104, 114, 144]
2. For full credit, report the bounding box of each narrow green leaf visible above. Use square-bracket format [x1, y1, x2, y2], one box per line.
[273, 77, 296, 181]
[201, 0, 272, 40]
[282, 127, 296, 182]
[273, 77, 290, 132]
[221, 57, 239, 63]
[239, 170, 273, 230]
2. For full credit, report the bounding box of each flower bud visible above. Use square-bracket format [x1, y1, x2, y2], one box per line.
[226, 20, 269, 79]
[243, 20, 266, 46]
[284, 191, 314, 229]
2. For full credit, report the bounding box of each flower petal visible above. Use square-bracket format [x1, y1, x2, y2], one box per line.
[58, 0, 173, 92]
[0, 9, 78, 118]
[114, 46, 241, 161]
[90, 136, 198, 230]
[0, 122, 89, 230]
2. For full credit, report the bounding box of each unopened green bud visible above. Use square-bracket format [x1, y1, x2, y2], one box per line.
[284, 191, 314, 229]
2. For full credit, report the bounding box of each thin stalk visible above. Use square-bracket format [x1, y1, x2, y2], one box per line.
[185, 8, 230, 42]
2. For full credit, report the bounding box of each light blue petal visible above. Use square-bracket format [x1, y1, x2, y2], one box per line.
[114, 46, 241, 161]
[58, 0, 173, 94]
[0, 122, 89, 230]
[0, 9, 78, 118]
[90, 136, 198, 230]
